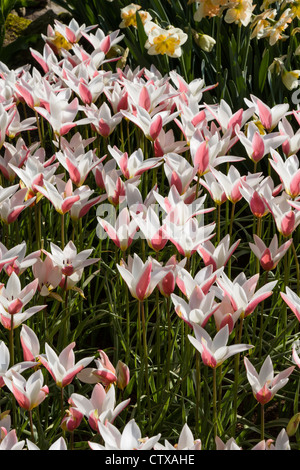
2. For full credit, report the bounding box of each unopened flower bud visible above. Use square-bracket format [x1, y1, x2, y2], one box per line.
[194, 33, 216, 52]
[116, 360, 130, 390]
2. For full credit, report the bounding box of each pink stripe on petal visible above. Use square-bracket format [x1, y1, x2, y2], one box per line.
[198, 246, 217, 271]
[149, 115, 162, 141]
[12, 384, 30, 410]
[281, 211, 295, 237]
[7, 207, 25, 224]
[61, 195, 80, 213]
[61, 366, 84, 388]
[201, 341, 217, 368]
[255, 384, 272, 405]
[138, 87, 151, 112]
[252, 132, 265, 162]
[78, 82, 93, 105]
[100, 36, 111, 54]
[8, 299, 23, 315]
[66, 158, 81, 186]
[135, 262, 152, 301]
[244, 292, 273, 317]
[194, 142, 209, 176]
[257, 100, 272, 130]
[281, 292, 300, 322]
[98, 119, 110, 137]
[60, 123, 77, 136]
[65, 27, 76, 43]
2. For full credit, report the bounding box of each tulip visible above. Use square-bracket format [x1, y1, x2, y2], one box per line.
[249, 234, 292, 271]
[0, 429, 25, 450]
[116, 253, 172, 301]
[76, 349, 117, 386]
[61, 406, 83, 432]
[244, 355, 294, 405]
[3, 369, 49, 411]
[188, 324, 253, 369]
[32, 256, 62, 297]
[43, 240, 99, 277]
[171, 286, 218, 328]
[198, 235, 240, 272]
[70, 383, 130, 431]
[20, 325, 40, 362]
[244, 94, 289, 131]
[38, 342, 94, 388]
[216, 271, 277, 318]
[97, 207, 138, 251]
[281, 287, 300, 322]
[89, 419, 161, 450]
[108, 145, 162, 179]
[154, 423, 201, 450]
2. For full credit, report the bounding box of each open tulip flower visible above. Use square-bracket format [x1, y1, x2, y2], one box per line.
[70, 383, 130, 431]
[215, 271, 277, 318]
[0, 340, 36, 388]
[154, 423, 201, 450]
[249, 234, 292, 271]
[281, 286, 300, 322]
[44, 240, 99, 277]
[3, 369, 49, 411]
[171, 286, 218, 328]
[117, 253, 172, 301]
[198, 234, 240, 271]
[76, 349, 118, 386]
[98, 207, 138, 252]
[38, 342, 94, 388]
[244, 355, 294, 405]
[188, 324, 253, 368]
[90, 419, 161, 450]
[108, 145, 162, 179]
[0, 240, 40, 276]
[0, 429, 25, 450]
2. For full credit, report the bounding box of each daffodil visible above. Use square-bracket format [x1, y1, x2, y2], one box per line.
[145, 26, 188, 58]
[224, 0, 255, 27]
[119, 4, 152, 29]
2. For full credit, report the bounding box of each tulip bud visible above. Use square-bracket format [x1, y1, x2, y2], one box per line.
[61, 407, 83, 432]
[287, 412, 300, 436]
[116, 360, 130, 390]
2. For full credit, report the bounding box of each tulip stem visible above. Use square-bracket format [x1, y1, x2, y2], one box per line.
[292, 240, 300, 296]
[29, 410, 35, 443]
[213, 367, 217, 440]
[140, 300, 152, 427]
[217, 204, 221, 245]
[9, 314, 14, 366]
[261, 403, 265, 441]
[232, 316, 244, 437]
[60, 387, 65, 421]
[61, 213, 65, 250]
[228, 203, 236, 278]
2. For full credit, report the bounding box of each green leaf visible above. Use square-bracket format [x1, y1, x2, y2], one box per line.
[258, 49, 269, 93]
